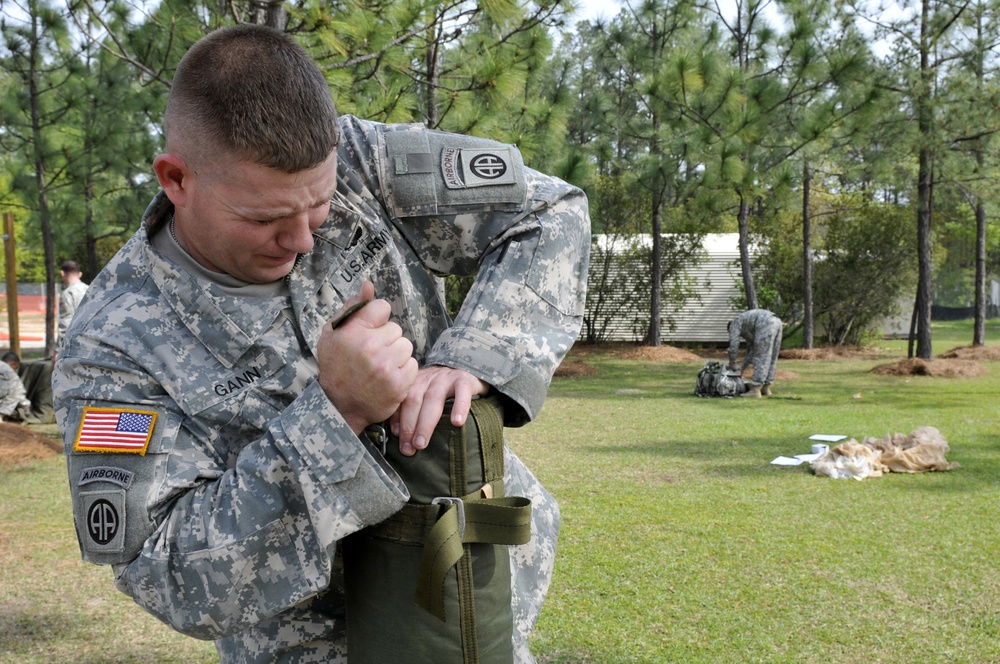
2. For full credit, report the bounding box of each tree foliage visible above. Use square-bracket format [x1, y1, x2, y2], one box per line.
[753, 194, 920, 345]
[1, 0, 999, 352]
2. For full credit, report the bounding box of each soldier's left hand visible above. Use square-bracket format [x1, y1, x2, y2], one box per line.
[390, 366, 489, 457]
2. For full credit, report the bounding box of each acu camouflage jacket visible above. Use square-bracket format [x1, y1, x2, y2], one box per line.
[53, 116, 589, 663]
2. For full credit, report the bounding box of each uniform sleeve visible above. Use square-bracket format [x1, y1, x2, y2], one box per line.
[0, 364, 27, 416]
[424, 170, 589, 425]
[356, 119, 589, 425]
[54, 347, 407, 641]
[58, 291, 72, 336]
[728, 316, 742, 367]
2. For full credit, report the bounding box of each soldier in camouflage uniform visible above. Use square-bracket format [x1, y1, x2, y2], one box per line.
[727, 309, 783, 398]
[0, 359, 29, 420]
[53, 25, 589, 664]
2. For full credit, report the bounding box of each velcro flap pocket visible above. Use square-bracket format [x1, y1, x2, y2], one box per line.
[378, 124, 528, 219]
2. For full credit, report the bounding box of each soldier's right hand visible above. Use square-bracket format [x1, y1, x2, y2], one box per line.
[317, 281, 418, 434]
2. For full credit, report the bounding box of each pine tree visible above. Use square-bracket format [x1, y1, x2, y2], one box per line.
[1, 0, 80, 355]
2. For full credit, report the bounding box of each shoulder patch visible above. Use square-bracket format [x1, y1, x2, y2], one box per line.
[79, 490, 126, 554]
[377, 124, 527, 218]
[78, 466, 136, 489]
[443, 147, 518, 189]
[73, 407, 158, 455]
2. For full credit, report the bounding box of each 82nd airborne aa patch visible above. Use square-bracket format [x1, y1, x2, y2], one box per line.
[441, 147, 518, 189]
[73, 407, 157, 455]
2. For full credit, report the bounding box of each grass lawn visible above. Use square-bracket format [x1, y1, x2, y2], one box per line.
[514, 320, 1000, 663]
[2, 320, 998, 663]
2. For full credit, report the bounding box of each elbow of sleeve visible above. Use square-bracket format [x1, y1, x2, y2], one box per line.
[114, 519, 323, 641]
[115, 566, 234, 640]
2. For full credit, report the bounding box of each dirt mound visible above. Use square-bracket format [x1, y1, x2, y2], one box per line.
[0, 422, 61, 465]
[871, 357, 983, 378]
[568, 343, 705, 362]
[780, 346, 887, 360]
[619, 345, 704, 362]
[939, 345, 1000, 361]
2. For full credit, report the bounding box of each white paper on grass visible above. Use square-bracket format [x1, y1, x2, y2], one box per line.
[809, 434, 847, 442]
[770, 456, 804, 466]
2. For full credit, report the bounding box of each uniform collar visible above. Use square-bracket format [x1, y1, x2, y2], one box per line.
[140, 192, 291, 369]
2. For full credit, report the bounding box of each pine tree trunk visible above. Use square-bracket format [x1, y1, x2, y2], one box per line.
[738, 193, 757, 310]
[802, 160, 813, 349]
[913, 0, 934, 360]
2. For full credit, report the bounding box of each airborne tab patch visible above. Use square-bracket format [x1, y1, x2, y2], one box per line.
[73, 407, 157, 455]
[78, 466, 136, 489]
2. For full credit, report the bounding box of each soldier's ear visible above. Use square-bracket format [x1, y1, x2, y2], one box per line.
[153, 153, 193, 207]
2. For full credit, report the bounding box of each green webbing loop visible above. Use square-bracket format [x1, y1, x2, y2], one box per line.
[414, 493, 532, 620]
[411, 397, 531, 623]
[470, 397, 505, 486]
[417, 501, 467, 620]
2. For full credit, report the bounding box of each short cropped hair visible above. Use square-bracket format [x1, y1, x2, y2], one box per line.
[164, 25, 339, 173]
[61, 260, 81, 273]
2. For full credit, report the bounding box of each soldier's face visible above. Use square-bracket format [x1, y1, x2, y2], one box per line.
[176, 151, 338, 284]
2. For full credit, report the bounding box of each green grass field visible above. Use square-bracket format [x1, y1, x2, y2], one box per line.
[2, 320, 998, 663]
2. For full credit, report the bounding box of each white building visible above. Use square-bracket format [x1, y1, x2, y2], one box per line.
[586, 233, 744, 344]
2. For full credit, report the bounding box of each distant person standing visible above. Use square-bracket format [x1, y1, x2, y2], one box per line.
[58, 260, 89, 343]
[727, 309, 783, 398]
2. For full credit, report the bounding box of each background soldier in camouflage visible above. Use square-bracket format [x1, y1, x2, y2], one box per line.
[727, 309, 783, 398]
[53, 25, 589, 664]
[57, 259, 89, 347]
[0, 358, 30, 420]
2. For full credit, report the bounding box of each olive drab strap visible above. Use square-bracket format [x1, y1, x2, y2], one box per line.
[344, 395, 529, 664]
[414, 399, 531, 623]
[415, 492, 532, 621]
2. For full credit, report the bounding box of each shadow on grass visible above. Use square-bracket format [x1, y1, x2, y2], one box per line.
[0, 601, 65, 654]
[0, 602, 208, 664]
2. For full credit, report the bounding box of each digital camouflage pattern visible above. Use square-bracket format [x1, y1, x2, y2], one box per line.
[728, 309, 783, 387]
[0, 361, 28, 417]
[58, 278, 89, 340]
[53, 116, 590, 663]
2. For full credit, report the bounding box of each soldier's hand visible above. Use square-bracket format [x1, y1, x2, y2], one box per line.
[390, 366, 489, 457]
[317, 281, 418, 434]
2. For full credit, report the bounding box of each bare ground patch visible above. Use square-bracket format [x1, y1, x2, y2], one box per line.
[567, 342, 704, 362]
[554, 360, 600, 378]
[558, 343, 706, 377]
[871, 357, 984, 378]
[938, 345, 1000, 361]
[619, 345, 705, 362]
[780, 346, 890, 360]
[0, 422, 61, 466]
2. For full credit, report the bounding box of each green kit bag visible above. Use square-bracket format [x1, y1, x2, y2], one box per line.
[342, 396, 532, 663]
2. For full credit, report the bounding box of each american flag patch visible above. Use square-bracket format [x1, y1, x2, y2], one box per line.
[73, 407, 158, 454]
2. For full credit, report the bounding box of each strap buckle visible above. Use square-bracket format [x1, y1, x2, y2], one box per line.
[363, 424, 387, 455]
[431, 496, 466, 539]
